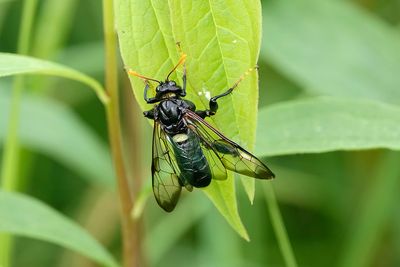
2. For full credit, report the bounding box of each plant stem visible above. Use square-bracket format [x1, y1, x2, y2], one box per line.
[0, 0, 37, 190]
[102, 0, 140, 266]
[264, 183, 298, 267]
[0, 1, 38, 266]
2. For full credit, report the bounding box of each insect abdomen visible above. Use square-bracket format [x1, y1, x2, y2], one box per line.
[171, 132, 211, 188]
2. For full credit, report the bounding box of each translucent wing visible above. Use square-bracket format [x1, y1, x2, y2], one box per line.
[194, 129, 227, 181]
[184, 111, 275, 180]
[152, 122, 183, 212]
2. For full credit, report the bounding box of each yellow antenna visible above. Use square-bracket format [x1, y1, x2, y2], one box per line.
[230, 65, 258, 90]
[166, 53, 187, 80]
[127, 70, 161, 83]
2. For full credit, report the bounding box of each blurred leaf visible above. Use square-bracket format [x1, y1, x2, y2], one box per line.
[270, 165, 339, 217]
[0, 191, 118, 267]
[393, 207, 400, 265]
[256, 97, 400, 156]
[257, 60, 303, 107]
[197, 207, 243, 267]
[0, 92, 114, 186]
[145, 193, 210, 266]
[131, 181, 152, 219]
[115, 0, 261, 237]
[57, 42, 104, 75]
[0, 53, 108, 103]
[263, 0, 400, 105]
[338, 151, 400, 267]
[0, 1, 11, 32]
[32, 0, 79, 59]
[29, 0, 80, 93]
[203, 180, 249, 241]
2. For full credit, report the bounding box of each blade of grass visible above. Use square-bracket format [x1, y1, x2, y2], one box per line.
[262, 0, 400, 105]
[256, 97, 400, 156]
[0, 1, 38, 266]
[0, 53, 108, 104]
[0, 92, 114, 187]
[263, 183, 298, 267]
[0, 190, 119, 267]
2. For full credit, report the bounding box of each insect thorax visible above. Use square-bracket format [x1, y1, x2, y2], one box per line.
[156, 99, 196, 134]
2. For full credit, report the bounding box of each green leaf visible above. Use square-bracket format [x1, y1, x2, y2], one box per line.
[145, 193, 211, 266]
[0, 191, 118, 267]
[169, 0, 261, 202]
[256, 97, 400, 157]
[0, 91, 114, 186]
[263, 0, 400, 105]
[115, 0, 261, 238]
[203, 180, 249, 241]
[0, 53, 108, 103]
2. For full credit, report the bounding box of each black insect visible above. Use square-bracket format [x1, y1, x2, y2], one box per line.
[128, 53, 275, 212]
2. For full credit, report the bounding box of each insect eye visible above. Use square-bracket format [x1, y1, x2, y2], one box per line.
[169, 81, 176, 86]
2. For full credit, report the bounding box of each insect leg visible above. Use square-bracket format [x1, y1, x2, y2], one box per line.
[195, 110, 213, 119]
[143, 108, 155, 119]
[127, 69, 161, 103]
[143, 82, 159, 104]
[195, 86, 233, 118]
[181, 59, 187, 97]
[143, 82, 150, 101]
[197, 66, 259, 118]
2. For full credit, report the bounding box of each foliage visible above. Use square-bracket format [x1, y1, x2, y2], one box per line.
[0, 0, 400, 266]
[0, 191, 118, 267]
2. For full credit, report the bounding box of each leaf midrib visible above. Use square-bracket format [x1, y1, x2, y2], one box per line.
[149, 0, 175, 78]
[206, 0, 240, 138]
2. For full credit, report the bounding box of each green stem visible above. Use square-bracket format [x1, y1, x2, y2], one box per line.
[102, 0, 140, 266]
[1, 0, 37, 189]
[264, 183, 298, 267]
[0, 1, 38, 266]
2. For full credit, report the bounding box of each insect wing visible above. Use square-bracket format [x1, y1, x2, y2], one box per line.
[191, 128, 227, 181]
[152, 122, 183, 212]
[185, 111, 275, 180]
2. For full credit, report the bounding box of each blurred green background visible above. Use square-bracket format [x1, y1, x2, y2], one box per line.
[1, 0, 400, 266]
